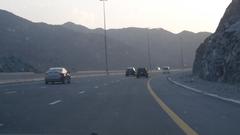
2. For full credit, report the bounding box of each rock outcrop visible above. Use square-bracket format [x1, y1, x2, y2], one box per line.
[193, 0, 240, 82]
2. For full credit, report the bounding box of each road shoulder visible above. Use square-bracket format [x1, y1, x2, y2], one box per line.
[168, 71, 240, 105]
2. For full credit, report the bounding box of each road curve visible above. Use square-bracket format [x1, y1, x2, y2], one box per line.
[0, 73, 240, 135]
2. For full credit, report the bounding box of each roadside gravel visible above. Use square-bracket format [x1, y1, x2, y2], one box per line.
[170, 71, 240, 101]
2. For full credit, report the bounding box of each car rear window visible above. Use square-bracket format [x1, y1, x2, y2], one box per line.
[163, 67, 169, 70]
[48, 68, 63, 73]
[138, 68, 146, 72]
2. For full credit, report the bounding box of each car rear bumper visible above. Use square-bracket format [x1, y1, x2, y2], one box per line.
[45, 78, 63, 82]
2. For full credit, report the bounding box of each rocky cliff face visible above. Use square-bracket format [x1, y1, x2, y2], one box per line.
[193, 0, 240, 82]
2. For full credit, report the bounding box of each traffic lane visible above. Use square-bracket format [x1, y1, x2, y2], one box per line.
[0, 71, 123, 85]
[0, 75, 185, 135]
[0, 75, 125, 133]
[62, 76, 185, 135]
[34, 76, 184, 135]
[0, 74, 123, 98]
[150, 74, 240, 135]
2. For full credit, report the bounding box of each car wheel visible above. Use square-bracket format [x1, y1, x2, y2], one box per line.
[62, 79, 66, 84]
[67, 78, 71, 84]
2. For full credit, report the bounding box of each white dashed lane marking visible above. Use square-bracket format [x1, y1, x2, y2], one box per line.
[40, 86, 47, 89]
[94, 86, 99, 89]
[0, 123, 4, 127]
[49, 100, 62, 105]
[115, 80, 120, 83]
[5, 91, 17, 94]
[78, 91, 86, 95]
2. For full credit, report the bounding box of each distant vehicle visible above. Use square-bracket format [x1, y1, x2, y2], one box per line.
[162, 66, 170, 74]
[157, 67, 161, 71]
[136, 68, 149, 78]
[125, 67, 136, 77]
[45, 67, 71, 84]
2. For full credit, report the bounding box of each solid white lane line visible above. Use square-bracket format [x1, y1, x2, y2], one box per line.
[49, 100, 62, 105]
[168, 77, 240, 105]
[5, 91, 17, 94]
[78, 91, 86, 94]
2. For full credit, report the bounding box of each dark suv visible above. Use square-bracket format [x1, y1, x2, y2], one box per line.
[125, 67, 136, 76]
[136, 68, 149, 78]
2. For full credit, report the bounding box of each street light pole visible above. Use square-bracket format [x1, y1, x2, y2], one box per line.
[147, 28, 152, 71]
[180, 37, 184, 70]
[100, 0, 109, 75]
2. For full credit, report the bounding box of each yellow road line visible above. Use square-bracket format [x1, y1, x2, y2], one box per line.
[147, 79, 199, 135]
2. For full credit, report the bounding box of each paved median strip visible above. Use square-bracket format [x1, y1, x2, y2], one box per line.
[0, 72, 123, 85]
[49, 100, 62, 106]
[167, 77, 240, 105]
[147, 79, 199, 135]
[0, 78, 43, 85]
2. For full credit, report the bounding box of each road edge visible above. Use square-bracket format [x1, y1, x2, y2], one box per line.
[167, 77, 240, 105]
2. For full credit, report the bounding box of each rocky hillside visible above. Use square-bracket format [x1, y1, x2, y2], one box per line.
[193, 0, 240, 82]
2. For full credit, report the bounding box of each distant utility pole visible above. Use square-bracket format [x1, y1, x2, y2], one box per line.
[147, 28, 152, 71]
[179, 37, 184, 70]
[100, 0, 109, 75]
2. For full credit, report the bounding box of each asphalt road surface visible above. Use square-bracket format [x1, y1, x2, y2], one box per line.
[1, 73, 240, 135]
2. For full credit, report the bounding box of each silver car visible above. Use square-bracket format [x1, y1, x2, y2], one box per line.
[45, 67, 71, 84]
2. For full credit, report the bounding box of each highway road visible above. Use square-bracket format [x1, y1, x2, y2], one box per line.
[0, 73, 240, 135]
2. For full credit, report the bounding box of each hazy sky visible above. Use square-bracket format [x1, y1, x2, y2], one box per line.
[0, 0, 232, 33]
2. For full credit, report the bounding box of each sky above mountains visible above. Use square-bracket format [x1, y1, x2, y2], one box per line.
[0, 0, 231, 33]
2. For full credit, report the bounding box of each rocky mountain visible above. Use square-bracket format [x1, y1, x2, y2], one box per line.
[0, 9, 211, 72]
[193, 0, 240, 82]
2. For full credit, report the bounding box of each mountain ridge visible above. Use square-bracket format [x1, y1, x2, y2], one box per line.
[0, 9, 211, 72]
